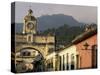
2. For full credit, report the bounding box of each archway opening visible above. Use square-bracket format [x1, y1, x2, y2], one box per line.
[16, 47, 45, 73]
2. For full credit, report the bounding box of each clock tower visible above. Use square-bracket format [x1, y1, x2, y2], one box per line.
[23, 9, 37, 34]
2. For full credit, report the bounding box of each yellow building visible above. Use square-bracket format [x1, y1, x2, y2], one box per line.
[14, 9, 55, 72]
[46, 52, 57, 71]
[13, 8, 79, 73]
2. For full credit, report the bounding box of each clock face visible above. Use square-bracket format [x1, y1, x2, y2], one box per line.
[27, 22, 34, 30]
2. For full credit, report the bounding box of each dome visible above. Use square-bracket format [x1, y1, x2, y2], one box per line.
[24, 9, 36, 21]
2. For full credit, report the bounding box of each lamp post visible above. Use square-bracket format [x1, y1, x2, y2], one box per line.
[83, 42, 89, 50]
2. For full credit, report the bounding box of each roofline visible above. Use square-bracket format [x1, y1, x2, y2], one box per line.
[72, 28, 97, 44]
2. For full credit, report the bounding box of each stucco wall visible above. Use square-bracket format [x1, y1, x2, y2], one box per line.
[76, 34, 97, 69]
[58, 45, 77, 70]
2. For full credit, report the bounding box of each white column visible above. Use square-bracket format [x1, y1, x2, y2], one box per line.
[53, 57, 55, 71]
[23, 20, 25, 34]
[64, 54, 67, 70]
[74, 55, 76, 70]
[68, 54, 71, 70]
[61, 55, 63, 70]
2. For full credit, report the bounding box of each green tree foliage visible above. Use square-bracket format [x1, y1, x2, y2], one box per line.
[41, 24, 85, 45]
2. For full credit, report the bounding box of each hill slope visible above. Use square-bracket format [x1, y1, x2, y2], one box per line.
[15, 14, 84, 33]
[37, 14, 83, 31]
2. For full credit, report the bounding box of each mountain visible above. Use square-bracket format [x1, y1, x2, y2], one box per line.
[37, 14, 83, 31]
[15, 14, 84, 33]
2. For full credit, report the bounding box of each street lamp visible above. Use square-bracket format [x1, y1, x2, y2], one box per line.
[83, 42, 89, 50]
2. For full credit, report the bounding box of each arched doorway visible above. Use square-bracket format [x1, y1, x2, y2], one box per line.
[92, 45, 97, 68]
[16, 47, 45, 72]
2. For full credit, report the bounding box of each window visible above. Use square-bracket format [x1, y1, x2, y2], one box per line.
[27, 35, 33, 43]
[27, 52, 31, 56]
[21, 52, 25, 56]
[48, 48, 54, 53]
[21, 51, 31, 56]
[28, 36, 31, 42]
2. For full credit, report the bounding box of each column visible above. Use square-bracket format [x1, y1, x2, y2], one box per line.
[64, 54, 67, 70]
[74, 55, 76, 70]
[61, 55, 63, 70]
[53, 57, 55, 71]
[23, 20, 25, 34]
[68, 54, 71, 70]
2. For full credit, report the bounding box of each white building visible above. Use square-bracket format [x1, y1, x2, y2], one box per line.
[58, 45, 77, 70]
[46, 52, 57, 71]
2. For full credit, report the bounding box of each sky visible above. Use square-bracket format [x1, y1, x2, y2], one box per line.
[15, 2, 97, 24]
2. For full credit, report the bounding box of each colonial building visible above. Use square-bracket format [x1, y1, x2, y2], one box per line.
[57, 45, 77, 70]
[46, 52, 57, 71]
[14, 9, 55, 72]
[72, 25, 97, 69]
[47, 24, 97, 71]
[12, 8, 97, 73]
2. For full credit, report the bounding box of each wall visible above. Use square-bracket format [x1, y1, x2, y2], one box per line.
[58, 45, 77, 70]
[76, 34, 97, 69]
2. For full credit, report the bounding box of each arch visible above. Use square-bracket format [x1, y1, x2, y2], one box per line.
[19, 47, 45, 60]
[16, 44, 47, 59]
[16, 47, 46, 72]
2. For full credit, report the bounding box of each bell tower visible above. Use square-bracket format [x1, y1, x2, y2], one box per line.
[23, 9, 37, 34]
